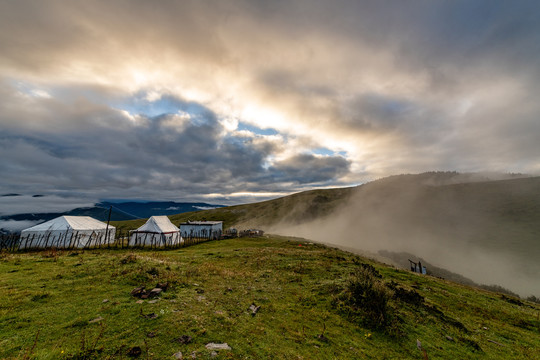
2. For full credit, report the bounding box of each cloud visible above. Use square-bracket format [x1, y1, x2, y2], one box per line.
[0, 80, 350, 204]
[269, 154, 351, 184]
[0, 195, 94, 217]
[0, 0, 540, 204]
[0, 219, 41, 232]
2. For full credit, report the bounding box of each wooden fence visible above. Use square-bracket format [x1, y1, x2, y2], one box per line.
[0, 228, 263, 252]
[0, 230, 231, 252]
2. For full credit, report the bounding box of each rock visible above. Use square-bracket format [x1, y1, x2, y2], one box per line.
[149, 288, 163, 298]
[173, 351, 183, 359]
[191, 351, 197, 359]
[136, 300, 144, 304]
[416, 339, 422, 350]
[148, 300, 158, 304]
[156, 282, 169, 291]
[210, 351, 218, 357]
[249, 304, 260, 316]
[131, 287, 146, 298]
[89, 316, 103, 323]
[205, 343, 231, 351]
[102, 299, 109, 303]
[127, 346, 142, 357]
[445, 336, 454, 341]
[175, 335, 193, 344]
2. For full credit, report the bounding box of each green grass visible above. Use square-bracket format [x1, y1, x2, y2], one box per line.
[112, 175, 540, 297]
[1, 236, 538, 359]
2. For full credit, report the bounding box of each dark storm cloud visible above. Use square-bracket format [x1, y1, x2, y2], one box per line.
[269, 154, 351, 185]
[0, 82, 350, 204]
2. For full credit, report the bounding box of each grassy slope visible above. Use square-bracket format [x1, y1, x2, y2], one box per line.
[111, 175, 540, 285]
[111, 186, 355, 232]
[1, 237, 539, 359]
[113, 175, 540, 241]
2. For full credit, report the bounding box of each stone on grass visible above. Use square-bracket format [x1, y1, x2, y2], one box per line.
[149, 288, 162, 297]
[173, 351, 183, 359]
[89, 316, 103, 323]
[249, 304, 260, 316]
[131, 287, 146, 298]
[205, 343, 231, 351]
[156, 282, 169, 291]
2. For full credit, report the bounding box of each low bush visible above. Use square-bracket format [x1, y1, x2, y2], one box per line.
[336, 264, 392, 329]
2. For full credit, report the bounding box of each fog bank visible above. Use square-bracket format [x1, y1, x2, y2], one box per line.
[270, 175, 540, 297]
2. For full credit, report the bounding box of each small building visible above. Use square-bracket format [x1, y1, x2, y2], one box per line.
[180, 221, 223, 239]
[129, 216, 183, 247]
[19, 216, 115, 249]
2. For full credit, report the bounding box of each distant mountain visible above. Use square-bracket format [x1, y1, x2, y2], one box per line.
[0, 201, 225, 229]
[98, 201, 224, 219]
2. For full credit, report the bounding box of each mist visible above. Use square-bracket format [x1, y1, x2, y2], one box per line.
[270, 174, 540, 298]
[0, 219, 40, 232]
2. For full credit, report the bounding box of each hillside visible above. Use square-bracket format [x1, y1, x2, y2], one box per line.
[111, 186, 355, 232]
[1, 236, 538, 359]
[111, 173, 540, 297]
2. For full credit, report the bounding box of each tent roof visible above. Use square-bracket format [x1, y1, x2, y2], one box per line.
[22, 216, 114, 232]
[135, 216, 179, 233]
[180, 221, 222, 225]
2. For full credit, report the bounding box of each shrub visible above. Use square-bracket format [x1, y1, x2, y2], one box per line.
[338, 265, 392, 328]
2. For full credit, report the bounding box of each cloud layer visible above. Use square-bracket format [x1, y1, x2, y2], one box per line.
[1, 0, 539, 206]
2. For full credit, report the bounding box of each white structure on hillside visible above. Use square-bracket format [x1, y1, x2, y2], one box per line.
[129, 216, 183, 247]
[19, 216, 115, 249]
[180, 221, 222, 239]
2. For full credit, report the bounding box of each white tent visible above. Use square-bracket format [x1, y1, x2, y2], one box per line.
[129, 216, 183, 247]
[19, 216, 116, 249]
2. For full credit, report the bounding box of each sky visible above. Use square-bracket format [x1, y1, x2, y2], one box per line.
[1, 0, 540, 214]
